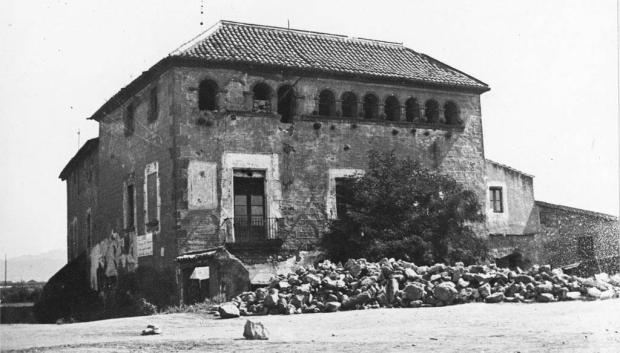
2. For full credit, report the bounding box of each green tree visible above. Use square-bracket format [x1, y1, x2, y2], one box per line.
[322, 150, 487, 265]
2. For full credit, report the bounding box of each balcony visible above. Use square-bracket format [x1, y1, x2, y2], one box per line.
[223, 217, 284, 249]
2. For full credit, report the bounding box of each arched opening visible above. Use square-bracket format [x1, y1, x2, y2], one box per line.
[277, 84, 296, 123]
[363, 94, 378, 119]
[198, 79, 218, 111]
[318, 89, 336, 116]
[384, 96, 400, 121]
[341, 92, 357, 118]
[424, 99, 440, 123]
[405, 98, 420, 122]
[252, 82, 273, 113]
[444, 101, 460, 125]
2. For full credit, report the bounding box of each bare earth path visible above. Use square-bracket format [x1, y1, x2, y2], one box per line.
[2, 299, 620, 352]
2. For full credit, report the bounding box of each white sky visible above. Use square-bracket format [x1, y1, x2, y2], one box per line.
[0, 0, 618, 258]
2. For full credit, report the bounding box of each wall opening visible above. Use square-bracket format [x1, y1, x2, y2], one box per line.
[444, 101, 460, 125]
[363, 94, 378, 119]
[405, 98, 419, 122]
[318, 89, 336, 116]
[277, 84, 295, 123]
[341, 92, 357, 118]
[424, 99, 440, 123]
[384, 96, 400, 121]
[490, 186, 503, 213]
[233, 170, 266, 242]
[252, 82, 272, 113]
[198, 79, 218, 111]
[124, 183, 136, 232]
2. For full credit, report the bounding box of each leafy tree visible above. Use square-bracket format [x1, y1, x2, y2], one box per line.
[321, 150, 487, 265]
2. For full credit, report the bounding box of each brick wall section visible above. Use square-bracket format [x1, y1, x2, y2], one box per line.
[95, 69, 177, 270]
[536, 201, 620, 272]
[171, 67, 488, 260]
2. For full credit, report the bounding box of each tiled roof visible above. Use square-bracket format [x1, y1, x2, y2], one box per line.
[59, 138, 99, 180]
[171, 20, 489, 91]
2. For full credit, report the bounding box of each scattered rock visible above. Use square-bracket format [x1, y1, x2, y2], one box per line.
[243, 320, 269, 340]
[226, 259, 620, 316]
[434, 282, 457, 303]
[218, 302, 240, 319]
[141, 324, 162, 335]
[485, 292, 505, 303]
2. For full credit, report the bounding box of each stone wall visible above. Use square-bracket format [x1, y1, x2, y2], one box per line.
[171, 66, 488, 260]
[95, 69, 177, 274]
[65, 146, 98, 261]
[536, 201, 620, 273]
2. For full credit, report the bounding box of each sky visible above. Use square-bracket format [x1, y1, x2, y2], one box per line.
[0, 0, 618, 259]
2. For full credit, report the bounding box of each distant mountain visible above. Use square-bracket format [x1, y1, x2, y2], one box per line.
[0, 249, 66, 282]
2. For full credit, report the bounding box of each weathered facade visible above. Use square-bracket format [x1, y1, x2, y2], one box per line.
[484, 161, 619, 273]
[58, 21, 618, 308]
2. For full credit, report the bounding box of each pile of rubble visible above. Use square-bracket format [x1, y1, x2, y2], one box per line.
[219, 258, 620, 317]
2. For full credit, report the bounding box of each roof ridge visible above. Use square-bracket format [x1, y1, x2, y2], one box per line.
[219, 20, 404, 47]
[486, 159, 533, 178]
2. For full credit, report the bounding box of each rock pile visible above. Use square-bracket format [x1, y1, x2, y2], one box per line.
[220, 259, 620, 317]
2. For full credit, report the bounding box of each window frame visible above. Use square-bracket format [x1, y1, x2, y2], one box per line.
[489, 186, 504, 213]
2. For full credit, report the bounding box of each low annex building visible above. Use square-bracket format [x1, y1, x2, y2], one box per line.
[57, 21, 619, 306]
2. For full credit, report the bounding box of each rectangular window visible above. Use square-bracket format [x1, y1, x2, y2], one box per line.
[148, 86, 158, 122]
[124, 102, 135, 136]
[335, 178, 351, 219]
[144, 162, 160, 230]
[146, 173, 157, 222]
[124, 183, 136, 231]
[577, 236, 595, 260]
[490, 187, 503, 213]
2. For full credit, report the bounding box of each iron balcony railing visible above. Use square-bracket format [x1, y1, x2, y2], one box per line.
[223, 217, 282, 243]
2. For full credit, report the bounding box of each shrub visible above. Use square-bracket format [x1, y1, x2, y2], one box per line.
[321, 149, 487, 265]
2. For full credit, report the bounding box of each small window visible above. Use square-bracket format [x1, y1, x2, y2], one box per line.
[384, 96, 400, 121]
[148, 86, 158, 122]
[198, 80, 218, 111]
[124, 183, 136, 231]
[318, 89, 336, 116]
[405, 98, 420, 122]
[490, 187, 503, 213]
[363, 94, 378, 119]
[444, 101, 460, 125]
[341, 92, 357, 118]
[424, 99, 439, 123]
[252, 82, 272, 113]
[277, 84, 296, 123]
[124, 102, 135, 136]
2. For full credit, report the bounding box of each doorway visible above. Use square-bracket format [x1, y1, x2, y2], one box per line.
[233, 170, 266, 242]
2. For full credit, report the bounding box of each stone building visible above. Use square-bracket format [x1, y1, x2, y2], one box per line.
[57, 21, 618, 307]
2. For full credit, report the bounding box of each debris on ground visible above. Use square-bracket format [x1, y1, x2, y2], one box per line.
[217, 259, 620, 316]
[243, 320, 269, 340]
[141, 324, 162, 335]
[218, 302, 240, 319]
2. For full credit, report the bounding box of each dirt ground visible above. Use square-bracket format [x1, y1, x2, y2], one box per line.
[2, 299, 620, 353]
